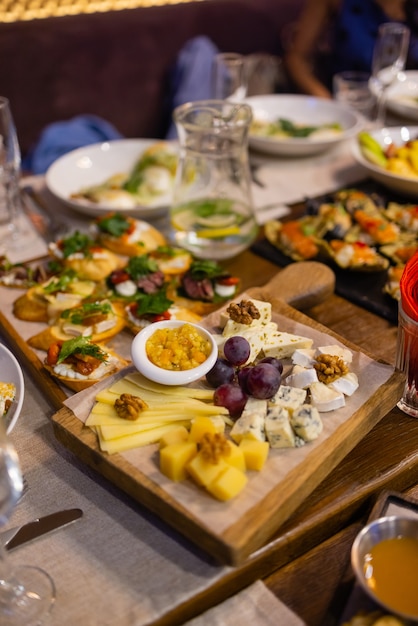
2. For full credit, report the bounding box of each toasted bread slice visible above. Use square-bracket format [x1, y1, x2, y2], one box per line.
[96, 214, 166, 257]
[125, 305, 202, 335]
[44, 343, 130, 392]
[28, 300, 127, 351]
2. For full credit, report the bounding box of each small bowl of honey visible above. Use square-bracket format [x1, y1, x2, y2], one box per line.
[351, 515, 418, 622]
[131, 320, 218, 386]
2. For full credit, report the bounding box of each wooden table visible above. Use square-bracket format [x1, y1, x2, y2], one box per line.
[2, 179, 416, 625]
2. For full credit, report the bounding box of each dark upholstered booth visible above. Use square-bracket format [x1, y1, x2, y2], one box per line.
[0, 0, 305, 157]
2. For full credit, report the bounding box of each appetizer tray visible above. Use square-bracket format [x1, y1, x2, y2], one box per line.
[252, 179, 413, 324]
[50, 290, 403, 566]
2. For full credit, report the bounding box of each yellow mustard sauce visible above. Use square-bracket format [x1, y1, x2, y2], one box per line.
[363, 536, 418, 616]
[146, 323, 211, 371]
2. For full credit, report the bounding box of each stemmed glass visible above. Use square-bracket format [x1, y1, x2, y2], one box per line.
[371, 22, 410, 125]
[0, 422, 55, 625]
[0, 97, 23, 252]
[211, 52, 248, 101]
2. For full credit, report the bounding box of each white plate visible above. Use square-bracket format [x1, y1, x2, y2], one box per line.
[386, 71, 418, 121]
[45, 139, 176, 219]
[0, 343, 25, 433]
[352, 125, 418, 196]
[244, 94, 361, 156]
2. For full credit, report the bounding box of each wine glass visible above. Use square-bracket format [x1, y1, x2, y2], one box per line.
[0, 422, 55, 625]
[211, 52, 248, 101]
[0, 97, 24, 253]
[371, 22, 410, 125]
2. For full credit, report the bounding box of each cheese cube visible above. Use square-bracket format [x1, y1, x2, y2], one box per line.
[186, 453, 228, 487]
[328, 372, 359, 396]
[206, 465, 248, 501]
[160, 441, 197, 481]
[262, 331, 313, 360]
[285, 365, 318, 389]
[290, 405, 323, 442]
[270, 385, 307, 412]
[159, 426, 189, 449]
[316, 344, 353, 364]
[224, 440, 246, 472]
[239, 439, 270, 470]
[188, 416, 217, 443]
[309, 382, 345, 412]
[292, 348, 316, 368]
[265, 405, 295, 448]
[230, 398, 267, 443]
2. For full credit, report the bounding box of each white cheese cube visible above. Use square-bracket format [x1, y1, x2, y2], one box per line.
[285, 365, 318, 389]
[270, 385, 307, 412]
[219, 323, 277, 364]
[290, 404, 323, 442]
[265, 405, 295, 448]
[292, 348, 316, 368]
[309, 382, 345, 412]
[328, 372, 359, 396]
[230, 398, 267, 443]
[316, 344, 353, 364]
[262, 331, 313, 360]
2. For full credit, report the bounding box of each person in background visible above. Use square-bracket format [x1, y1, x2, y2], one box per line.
[284, 0, 418, 98]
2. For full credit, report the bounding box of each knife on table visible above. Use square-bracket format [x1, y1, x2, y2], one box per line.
[1, 508, 83, 551]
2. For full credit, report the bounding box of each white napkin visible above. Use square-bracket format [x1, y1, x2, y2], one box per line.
[251, 139, 366, 222]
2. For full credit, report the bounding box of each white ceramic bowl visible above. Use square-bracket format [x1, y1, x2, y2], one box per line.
[244, 94, 361, 156]
[351, 515, 418, 622]
[0, 343, 25, 433]
[352, 125, 418, 196]
[131, 320, 218, 386]
[45, 138, 176, 219]
[386, 70, 418, 121]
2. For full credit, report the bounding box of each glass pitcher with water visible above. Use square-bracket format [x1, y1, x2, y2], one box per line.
[170, 100, 258, 260]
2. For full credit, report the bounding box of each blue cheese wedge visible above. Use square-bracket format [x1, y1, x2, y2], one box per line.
[230, 398, 267, 443]
[265, 405, 296, 448]
[290, 405, 323, 442]
[309, 381, 345, 412]
[262, 331, 313, 360]
[220, 323, 277, 364]
[316, 344, 353, 364]
[269, 385, 307, 412]
[285, 365, 319, 389]
[328, 372, 359, 396]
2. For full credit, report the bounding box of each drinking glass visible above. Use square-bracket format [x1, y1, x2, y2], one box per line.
[0, 422, 55, 624]
[370, 22, 410, 125]
[333, 71, 376, 122]
[0, 97, 23, 252]
[211, 53, 248, 101]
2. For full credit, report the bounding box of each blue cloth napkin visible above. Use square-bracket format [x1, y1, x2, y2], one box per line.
[165, 36, 219, 139]
[23, 114, 123, 174]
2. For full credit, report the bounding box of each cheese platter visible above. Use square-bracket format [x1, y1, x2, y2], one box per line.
[50, 281, 403, 565]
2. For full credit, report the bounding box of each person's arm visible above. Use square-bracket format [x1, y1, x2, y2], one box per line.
[284, 0, 336, 98]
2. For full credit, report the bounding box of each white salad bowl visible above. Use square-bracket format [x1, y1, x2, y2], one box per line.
[244, 94, 361, 156]
[0, 343, 25, 433]
[131, 320, 218, 386]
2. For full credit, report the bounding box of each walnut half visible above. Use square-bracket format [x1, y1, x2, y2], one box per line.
[200, 432, 231, 464]
[314, 354, 349, 384]
[114, 393, 148, 421]
[226, 300, 261, 325]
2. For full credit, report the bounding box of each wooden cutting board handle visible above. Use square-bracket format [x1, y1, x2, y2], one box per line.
[249, 261, 336, 310]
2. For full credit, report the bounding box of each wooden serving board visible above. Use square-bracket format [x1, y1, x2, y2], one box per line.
[49, 266, 404, 566]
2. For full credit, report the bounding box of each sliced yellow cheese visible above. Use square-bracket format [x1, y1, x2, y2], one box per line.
[125, 371, 214, 401]
[99, 420, 189, 441]
[97, 423, 183, 454]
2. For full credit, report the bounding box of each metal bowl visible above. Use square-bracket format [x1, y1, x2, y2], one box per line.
[351, 515, 418, 622]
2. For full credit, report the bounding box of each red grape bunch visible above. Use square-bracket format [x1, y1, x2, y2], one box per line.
[206, 336, 283, 418]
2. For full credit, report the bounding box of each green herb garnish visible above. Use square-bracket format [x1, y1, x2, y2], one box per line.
[57, 336, 107, 364]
